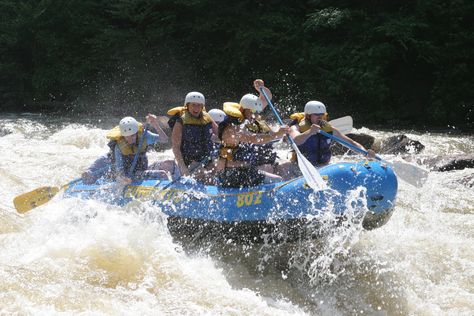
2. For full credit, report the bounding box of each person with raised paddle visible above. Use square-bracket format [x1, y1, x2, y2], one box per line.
[289, 101, 375, 168]
[82, 114, 170, 185]
[240, 82, 284, 171]
[216, 80, 289, 188]
[168, 91, 218, 183]
[219, 80, 295, 180]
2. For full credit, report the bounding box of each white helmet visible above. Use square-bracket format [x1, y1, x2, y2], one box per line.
[304, 101, 326, 115]
[240, 94, 263, 113]
[119, 116, 139, 137]
[208, 109, 227, 123]
[184, 91, 205, 105]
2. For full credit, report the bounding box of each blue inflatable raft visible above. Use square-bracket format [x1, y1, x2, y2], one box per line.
[63, 161, 398, 243]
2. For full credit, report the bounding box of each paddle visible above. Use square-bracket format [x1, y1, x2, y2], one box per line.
[328, 116, 352, 135]
[259, 87, 327, 191]
[319, 130, 429, 187]
[13, 166, 109, 214]
[14, 180, 77, 214]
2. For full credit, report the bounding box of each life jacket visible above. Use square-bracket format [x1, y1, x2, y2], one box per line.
[106, 124, 148, 174]
[289, 112, 330, 125]
[218, 102, 277, 165]
[291, 113, 333, 166]
[168, 106, 213, 166]
[245, 119, 271, 134]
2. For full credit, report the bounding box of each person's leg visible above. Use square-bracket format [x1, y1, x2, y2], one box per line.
[274, 161, 301, 180]
[258, 164, 275, 174]
[141, 169, 170, 180]
[148, 159, 178, 180]
[192, 160, 220, 185]
[82, 154, 110, 184]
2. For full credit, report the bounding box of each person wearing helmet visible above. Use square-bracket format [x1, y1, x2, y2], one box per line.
[232, 85, 281, 171]
[289, 101, 375, 167]
[82, 114, 169, 185]
[208, 109, 227, 124]
[216, 80, 289, 187]
[168, 92, 218, 180]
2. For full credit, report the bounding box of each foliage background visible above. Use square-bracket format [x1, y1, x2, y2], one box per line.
[1, 0, 473, 129]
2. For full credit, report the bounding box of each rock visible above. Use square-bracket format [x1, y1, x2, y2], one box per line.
[422, 154, 474, 171]
[347, 133, 375, 149]
[331, 133, 375, 155]
[379, 134, 425, 154]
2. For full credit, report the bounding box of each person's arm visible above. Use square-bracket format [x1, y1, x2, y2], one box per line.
[114, 146, 132, 184]
[332, 128, 376, 158]
[211, 120, 218, 136]
[254, 79, 272, 110]
[290, 124, 320, 145]
[146, 113, 169, 143]
[238, 125, 289, 145]
[171, 121, 189, 176]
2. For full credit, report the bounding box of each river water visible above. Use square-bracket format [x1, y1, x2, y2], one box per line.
[1, 113, 473, 315]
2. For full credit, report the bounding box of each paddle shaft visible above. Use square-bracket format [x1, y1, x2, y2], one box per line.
[319, 129, 430, 187]
[318, 130, 379, 160]
[258, 88, 299, 150]
[13, 165, 110, 213]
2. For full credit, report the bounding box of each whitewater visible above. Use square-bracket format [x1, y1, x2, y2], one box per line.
[1, 113, 473, 315]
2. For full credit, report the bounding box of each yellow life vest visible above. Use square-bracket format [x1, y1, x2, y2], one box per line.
[245, 119, 271, 134]
[290, 112, 332, 133]
[219, 145, 237, 161]
[167, 106, 213, 125]
[181, 110, 213, 125]
[223, 102, 244, 122]
[167, 106, 185, 116]
[290, 112, 330, 124]
[106, 124, 147, 156]
[298, 119, 333, 133]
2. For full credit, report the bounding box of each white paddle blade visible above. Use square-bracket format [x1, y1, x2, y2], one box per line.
[329, 116, 353, 134]
[292, 144, 327, 190]
[390, 160, 429, 188]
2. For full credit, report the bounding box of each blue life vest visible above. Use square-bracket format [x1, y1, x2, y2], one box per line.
[174, 110, 214, 166]
[108, 146, 149, 174]
[297, 119, 333, 166]
[218, 107, 276, 166]
[106, 125, 149, 175]
[233, 120, 277, 166]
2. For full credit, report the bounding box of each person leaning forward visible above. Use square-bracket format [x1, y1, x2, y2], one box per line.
[289, 101, 375, 168]
[82, 114, 169, 185]
[215, 80, 289, 188]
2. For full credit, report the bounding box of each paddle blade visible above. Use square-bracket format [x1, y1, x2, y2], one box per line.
[13, 186, 60, 214]
[292, 144, 327, 191]
[329, 116, 353, 134]
[390, 160, 429, 188]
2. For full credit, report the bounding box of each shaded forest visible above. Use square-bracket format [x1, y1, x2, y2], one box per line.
[0, 0, 473, 129]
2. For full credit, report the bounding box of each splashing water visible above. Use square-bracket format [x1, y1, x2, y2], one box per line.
[1, 113, 474, 315]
